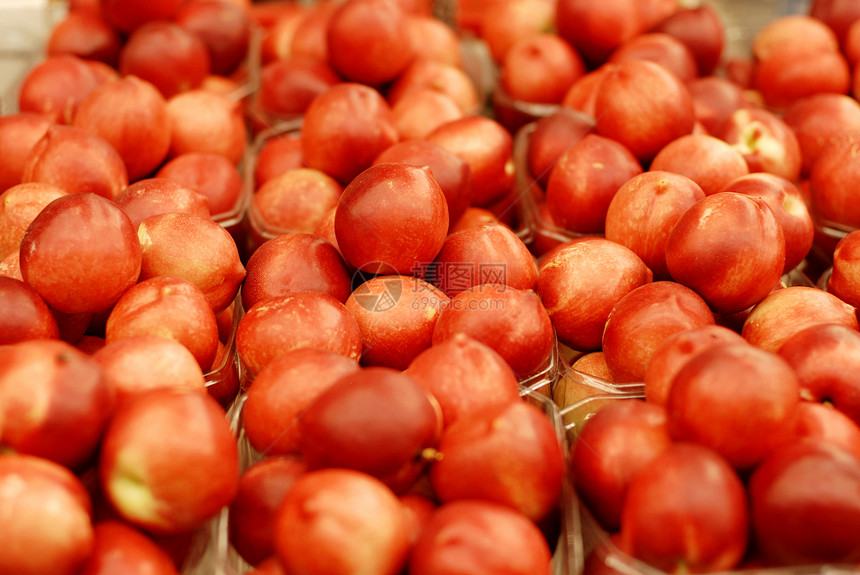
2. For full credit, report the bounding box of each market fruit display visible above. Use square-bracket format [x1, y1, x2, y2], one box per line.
[5, 0, 860, 573]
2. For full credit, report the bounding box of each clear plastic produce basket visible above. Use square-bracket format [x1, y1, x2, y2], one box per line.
[242, 118, 307, 256]
[204, 290, 245, 410]
[217, 388, 583, 575]
[244, 117, 534, 261]
[560, 372, 860, 575]
[520, 335, 564, 399]
[173, 393, 249, 575]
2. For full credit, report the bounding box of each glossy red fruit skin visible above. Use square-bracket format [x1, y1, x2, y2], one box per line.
[749, 439, 860, 566]
[388, 59, 480, 116]
[607, 32, 698, 82]
[686, 76, 751, 136]
[828, 229, 860, 308]
[0, 339, 116, 470]
[405, 13, 462, 66]
[390, 89, 464, 142]
[604, 170, 706, 280]
[593, 59, 695, 163]
[98, 388, 240, 535]
[301, 83, 398, 185]
[286, 5, 337, 65]
[752, 44, 850, 111]
[113, 177, 210, 230]
[299, 367, 443, 492]
[754, 15, 840, 61]
[479, 0, 555, 64]
[173, 0, 251, 77]
[538, 237, 653, 351]
[562, 67, 606, 117]
[326, 0, 414, 86]
[242, 232, 353, 309]
[236, 291, 363, 377]
[810, 129, 860, 230]
[165, 90, 246, 165]
[526, 108, 595, 189]
[0, 113, 52, 192]
[17, 54, 101, 125]
[257, 57, 341, 121]
[252, 134, 306, 189]
[409, 500, 554, 575]
[620, 442, 749, 573]
[793, 401, 860, 461]
[650, 4, 725, 76]
[274, 468, 411, 575]
[242, 348, 360, 456]
[0, 276, 60, 344]
[425, 116, 515, 208]
[783, 93, 860, 179]
[718, 107, 802, 184]
[664, 192, 786, 315]
[432, 284, 555, 379]
[334, 163, 448, 276]
[22, 124, 129, 200]
[92, 334, 207, 403]
[0, 453, 95, 575]
[649, 134, 749, 197]
[249, 168, 341, 241]
[73, 75, 171, 182]
[545, 133, 643, 234]
[741, 286, 859, 354]
[778, 323, 860, 427]
[430, 222, 538, 297]
[78, 521, 179, 575]
[0, 182, 68, 261]
[46, 11, 122, 67]
[372, 139, 473, 231]
[156, 153, 243, 217]
[667, 343, 801, 471]
[500, 33, 586, 104]
[404, 334, 520, 429]
[555, 0, 675, 67]
[718, 173, 814, 274]
[136, 211, 246, 314]
[99, 0, 186, 34]
[105, 275, 220, 371]
[118, 22, 211, 99]
[228, 456, 308, 567]
[570, 399, 672, 531]
[430, 400, 565, 522]
[345, 275, 448, 370]
[601, 281, 715, 383]
[644, 324, 747, 407]
[811, 0, 860, 48]
[20, 192, 142, 315]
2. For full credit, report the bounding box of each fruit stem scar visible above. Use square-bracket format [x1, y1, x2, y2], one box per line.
[420, 447, 442, 462]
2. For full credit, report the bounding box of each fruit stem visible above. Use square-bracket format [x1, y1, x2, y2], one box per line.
[420, 447, 443, 463]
